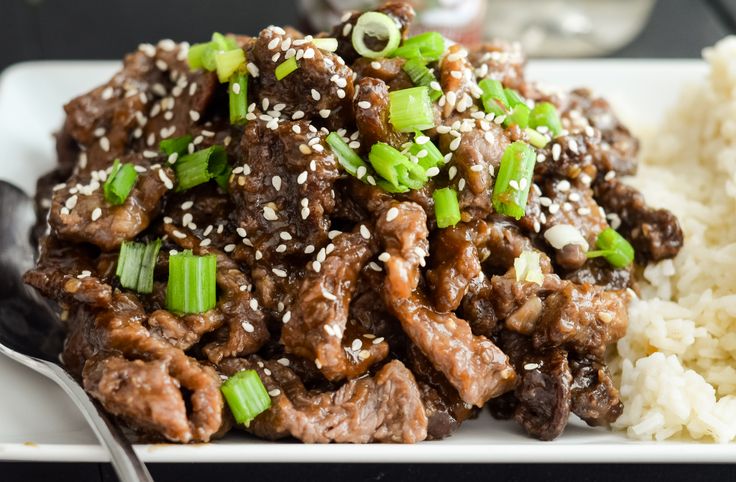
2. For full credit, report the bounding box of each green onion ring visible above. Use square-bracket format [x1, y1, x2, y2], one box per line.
[351, 12, 401, 59]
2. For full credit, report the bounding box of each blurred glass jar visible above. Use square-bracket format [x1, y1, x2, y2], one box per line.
[299, 0, 487, 44]
[483, 0, 657, 57]
[300, 0, 656, 57]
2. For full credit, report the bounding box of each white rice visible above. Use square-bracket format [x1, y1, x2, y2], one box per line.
[612, 37, 736, 442]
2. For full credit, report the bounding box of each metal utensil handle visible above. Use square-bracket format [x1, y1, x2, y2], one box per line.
[48, 363, 154, 482]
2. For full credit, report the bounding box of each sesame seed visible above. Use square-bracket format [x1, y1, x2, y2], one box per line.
[312, 261, 321, 272]
[65, 195, 78, 210]
[199, 238, 211, 247]
[280, 231, 292, 241]
[91, 207, 102, 221]
[373, 337, 385, 345]
[548, 203, 560, 214]
[378, 252, 391, 262]
[552, 143, 562, 161]
[296, 171, 308, 185]
[458, 178, 466, 191]
[292, 110, 305, 120]
[99, 137, 110, 152]
[272, 268, 287, 278]
[311, 89, 321, 101]
[275, 244, 287, 253]
[299, 144, 312, 155]
[524, 363, 540, 371]
[319, 109, 331, 118]
[358, 101, 371, 109]
[557, 180, 571, 192]
[322, 289, 337, 301]
[304, 245, 315, 254]
[158, 169, 174, 189]
[272, 176, 282, 191]
[263, 206, 278, 221]
[351, 339, 363, 351]
[328, 230, 342, 239]
[249, 298, 259, 310]
[449, 136, 461, 151]
[268, 37, 280, 50]
[360, 225, 371, 239]
[386, 207, 399, 222]
[172, 230, 186, 239]
[426, 166, 440, 177]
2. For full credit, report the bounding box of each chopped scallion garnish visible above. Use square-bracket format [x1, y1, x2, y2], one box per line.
[326, 132, 370, 179]
[174, 145, 229, 191]
[503, 88, 526, 108]
[389, 86, 435, 133]
[275, 57, 298, 80]
[504, 103, 530, 129]
[351, 11, 401, 59]
[407, 131, 443, 170]
[220, 370, 272, 427]
[433, 187, 461, 228]
[529, 102, 563, 138]
[116, 239, 162, 294]
[103, 159, 138, 206]
[160, 135, 193, 156]
[369, 142, 427, 191]
[311, 38, 338, 52]
[402, 58, 442, 101]
[215, 48, 245, 83]
[479, 78, 509, 117]
[188, 32, 238, 72]
[586, 227, 635, 268]
[492, 141, 536, 220]
[525, 128, 549, 148]
[392, 31, 445, 62]
[166, 250, 217, 314]
[229, 72, 248, 125]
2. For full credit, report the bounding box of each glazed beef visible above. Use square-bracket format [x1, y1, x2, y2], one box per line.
[24, 1, 681, 444]
[219, 357, 427, 443]
[594, 178, 684, 263]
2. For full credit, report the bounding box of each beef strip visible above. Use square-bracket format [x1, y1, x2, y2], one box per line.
[405, 344, 474, 440]
[569, 357, 623, 427]
[497, 333, 572, 441]
[229, 119, 340, 260]
[353, 77, 410, 149]
[376, 200, 516, 406]
[281, 225, 389, 381]
[251, 27, 354, 128]
[48, 160, 173, 251]
[534, 282, 629, 359]
[594, 178, 683, 263]
[219, 357, 427, 443]
[160, 224, 270, 363]
[468, 41, 526, 91]
[352, 57, 413, 91]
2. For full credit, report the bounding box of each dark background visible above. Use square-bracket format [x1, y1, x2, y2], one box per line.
[1, 0, 735, 481]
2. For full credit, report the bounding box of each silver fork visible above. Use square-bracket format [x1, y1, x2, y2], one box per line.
[0, 180, 153, 482]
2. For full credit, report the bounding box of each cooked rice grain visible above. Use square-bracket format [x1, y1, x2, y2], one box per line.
[613, 37, 736, 442]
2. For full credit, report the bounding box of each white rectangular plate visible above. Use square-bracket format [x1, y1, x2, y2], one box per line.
[1, 59, 732, 463]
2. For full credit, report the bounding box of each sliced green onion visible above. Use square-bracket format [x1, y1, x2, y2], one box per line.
[166, 250, 217, 314]
[369, 142, 427, 191]
[402, 58, 442, 101]
[103, 159, 138, 206]
[213, 163, 233, 191]
[351, 11, 401, 59]
[504, 88, 526, 108]
[211, 32, 238, 51]
[311, 38, 338, 52]
[220, 370, 272, 427]
[229, 72, 248, 125]
[392, 31, 445, 62]
[326, 132, 370, 179]
[407, 131, 443, 170]
[160, 135, 193, 156]
[586, 227, 635, 268]
[215, 48, 245, 83]
[492, 141, 536, 220]
[504, 103, 530, 129]
[376, 179, 409, 193]
[389, 86, 435, 133]
[433, 187, 461, 228]
[275, 57, 298, 80]
[525, 128, 549, 149]
[116, 239, 162, 294]
[529, 102, 563, 137]
[479, 78, 509, 117]
[174, 145, 229, 191]
[188, 42, 211, 70]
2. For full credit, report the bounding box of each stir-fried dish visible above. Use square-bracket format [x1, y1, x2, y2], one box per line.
[24, 2, 683, 443]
